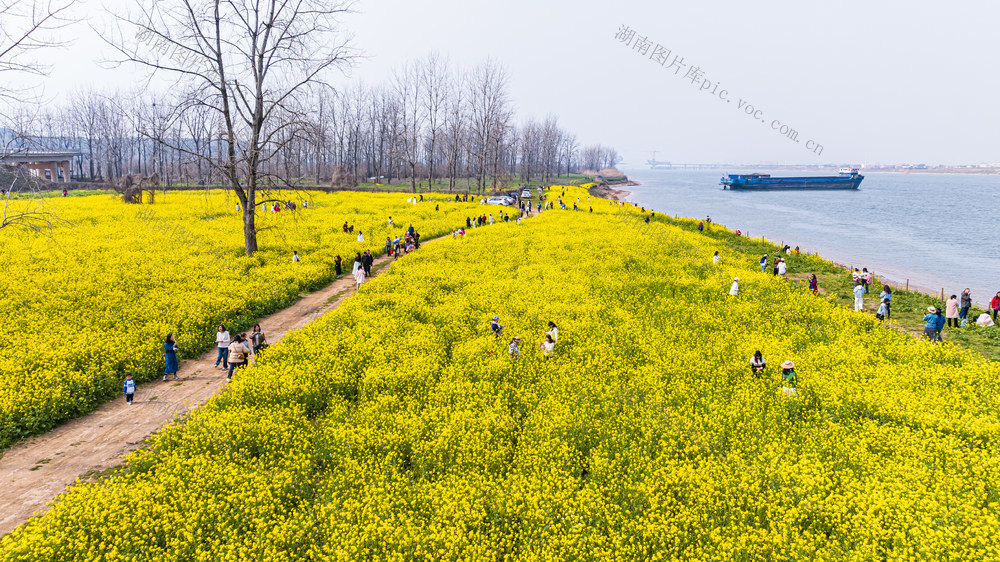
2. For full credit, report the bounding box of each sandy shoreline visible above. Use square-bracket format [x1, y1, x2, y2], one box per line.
[587, 184, 632, 201]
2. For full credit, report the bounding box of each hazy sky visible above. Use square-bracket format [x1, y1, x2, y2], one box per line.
[9, 0, 1000, 165]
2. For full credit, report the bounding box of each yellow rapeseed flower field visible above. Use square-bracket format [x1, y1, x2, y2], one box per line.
[0, 189, 482, 448]
[2, 185, 1000, 559]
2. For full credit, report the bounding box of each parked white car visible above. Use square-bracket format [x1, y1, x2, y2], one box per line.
[486, 196, 510, 205]
[520, 189, 531, 198]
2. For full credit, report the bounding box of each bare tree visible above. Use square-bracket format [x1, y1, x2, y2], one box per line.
[467, 58, 512, 192]
[0, 0, 77, 105]
[105, 0, 355, 255]
[393, 63, 423, 193]
[419, 53, 447, 190]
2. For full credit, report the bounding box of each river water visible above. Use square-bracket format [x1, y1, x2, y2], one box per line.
[621, 168, 1000, 306]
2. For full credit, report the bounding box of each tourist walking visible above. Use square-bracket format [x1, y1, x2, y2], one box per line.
[164, 334, 179, 381]
[749, 350, 766, 377]
[362, 250, 373, 277]
[879, 285, 893, 319]
[853, 282, 865, 312]
[759, 255, 767, 273]
[352, 253, 362, 275]
[334, 255, 343, 279]
[780, 360, 797, 396]
[226, 335, 252, 382]
[946, 295, 960, 328]
[250, 324, 267, 354]
[353, 263, 366, 293]
[959, 288, 972, 322]
[123, 373, 136, 405]
[385, 237, 392, 256]
[861, 268, 871, 293]
[214, 325, 229, 369]
[777, 258, 787, 277]
[729, 277, 740, 296]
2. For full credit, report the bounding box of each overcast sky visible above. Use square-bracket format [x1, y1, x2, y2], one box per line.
[10, 0, 1000, 166]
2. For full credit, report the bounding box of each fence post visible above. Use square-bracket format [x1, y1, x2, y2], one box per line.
[906, 279, 909, 291]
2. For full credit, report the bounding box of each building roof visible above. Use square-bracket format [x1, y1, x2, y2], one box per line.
[0, 151, 82, 164]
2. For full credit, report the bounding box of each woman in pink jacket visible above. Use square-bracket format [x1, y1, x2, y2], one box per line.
[945, 295, 960, 328]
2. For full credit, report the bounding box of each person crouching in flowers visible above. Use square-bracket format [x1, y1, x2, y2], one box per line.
[749, 350, 765, 377]
[539, 334, 555, 359]
[508, 336, 521, 360]
[780, 360, 797, 396]
[164, 334, 179, 381]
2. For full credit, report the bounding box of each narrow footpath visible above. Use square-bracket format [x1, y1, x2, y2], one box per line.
[0, 248, 396, 535]
[0, 204, 545, 537]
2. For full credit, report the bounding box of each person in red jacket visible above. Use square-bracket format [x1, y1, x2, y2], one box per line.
[990, 292, 1000, 321]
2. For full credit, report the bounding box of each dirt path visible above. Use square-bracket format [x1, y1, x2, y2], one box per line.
[0, 251, 399, 536]
[0, 205, 547, 537]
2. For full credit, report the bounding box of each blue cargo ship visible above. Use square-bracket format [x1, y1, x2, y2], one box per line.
[721, 168, 864, 190]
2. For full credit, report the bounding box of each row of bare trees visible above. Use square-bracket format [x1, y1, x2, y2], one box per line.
[8, 55, 619, 192]
[1, 0, 618, 253]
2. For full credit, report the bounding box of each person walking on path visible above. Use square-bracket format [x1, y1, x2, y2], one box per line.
[362, 250, 373, 277]
[991, 292, 1000, 321]
[352, 253, 362, 275]
[946, 295, 960, 328]
[780, 360, 797, 396]
[729, 277, 740, 296]
[749, 350, 766, 377]
[385, 237, 392, 256]
[353, 263, 366, 293]
[545, 321, 558, 343]
[808, 274, 819, 295]
[213, 326, 229, 369]
[123, 373, 136, 405]
[334, 255, 343, 279]
[250, 324, 267, 354]
[879, 285, 893, 319]
[226, 335, 252, 382]
[777, 258, 787, 277]
[960, 288, 972, 323]
[923, 307, 939, 341]
[164, 334, 179, 381]
[861, 268, 871, 294]
[853, 282, 865, 312]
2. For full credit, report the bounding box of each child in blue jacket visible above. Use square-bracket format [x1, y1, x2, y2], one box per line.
[123, 373, 136, 405]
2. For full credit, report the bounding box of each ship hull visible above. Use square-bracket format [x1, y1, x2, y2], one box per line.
[722, 176, 863, 190]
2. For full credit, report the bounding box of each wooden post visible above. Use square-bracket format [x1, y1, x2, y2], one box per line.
[906, 279, 909, 291]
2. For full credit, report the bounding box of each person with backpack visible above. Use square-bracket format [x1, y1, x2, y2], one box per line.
[227, 335, 252, 382]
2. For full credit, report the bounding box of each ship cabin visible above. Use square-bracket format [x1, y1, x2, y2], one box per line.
[838, 167, 861, 177]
